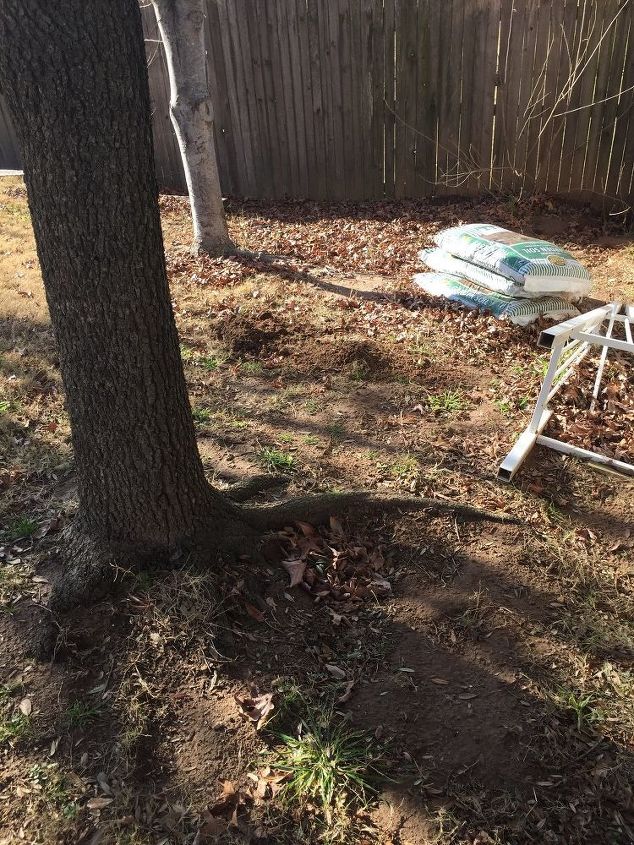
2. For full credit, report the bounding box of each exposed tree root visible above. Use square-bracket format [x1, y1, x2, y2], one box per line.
[45, 490, 516, 620]
[245, 491, 521, 531]
[233, 247, 290, 262]
[225, 474, 289, 503]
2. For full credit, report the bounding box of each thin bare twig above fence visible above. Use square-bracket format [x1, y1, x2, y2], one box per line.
[1, 0, 632, 211]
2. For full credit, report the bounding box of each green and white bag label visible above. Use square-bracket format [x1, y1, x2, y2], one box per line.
[433, 223, 592, 295]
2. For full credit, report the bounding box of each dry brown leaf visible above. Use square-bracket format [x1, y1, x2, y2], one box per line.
[296, 521, 317, 537]
[87, 796, 114, 810]
[430, 677, 449, 686]
[244, 602, 265, 622]
[281, 558, 306, 588]
[18, 698, 32, 716]
[325, 664, 346, 679]
[235, 692, 275, 730]
[337, 680, 355, 703]
[329, 516, 344, 537]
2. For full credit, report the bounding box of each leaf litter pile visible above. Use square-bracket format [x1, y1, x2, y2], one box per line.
[278, 517, 392, 602]
[548, 353, 633, 463]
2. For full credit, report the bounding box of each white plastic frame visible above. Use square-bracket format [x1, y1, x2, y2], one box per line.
[499, 302, 634, 481]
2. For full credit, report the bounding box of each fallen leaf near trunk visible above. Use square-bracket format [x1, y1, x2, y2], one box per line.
[329, 516, 345, 536]
[244, 602, 265, 622]
[235, 691, 275, 729]
[325, 664, 346, 679]
[86, 796, 114, 810]
[208, 779, 252, 823]
[194, 813, 228, 842]
[296, 521, 317, 537]
[337, 680, 355, 702]
[281, 558, 306, 588]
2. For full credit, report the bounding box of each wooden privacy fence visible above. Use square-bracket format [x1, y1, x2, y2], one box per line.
[2, 1, 633, 210]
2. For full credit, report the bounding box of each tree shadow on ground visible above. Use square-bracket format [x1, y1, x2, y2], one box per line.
[2, 507, 633, 844]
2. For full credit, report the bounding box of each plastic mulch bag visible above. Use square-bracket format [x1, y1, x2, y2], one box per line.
[413, 272, 580, 326]
[420, 247, 538, 298]
[433, 223, 592, 296]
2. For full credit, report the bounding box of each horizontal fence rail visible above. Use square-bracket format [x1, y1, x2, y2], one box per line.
[1, 0, 633, 211]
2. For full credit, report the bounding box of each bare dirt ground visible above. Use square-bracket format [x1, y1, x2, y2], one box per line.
[1, 176, 633, 845]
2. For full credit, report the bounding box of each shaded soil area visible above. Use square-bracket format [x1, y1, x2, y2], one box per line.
[1, 178, 633, 844]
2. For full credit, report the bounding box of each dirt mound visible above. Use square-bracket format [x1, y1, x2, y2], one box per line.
[295, 336, 393, 379]
[216, 311, 286, 357]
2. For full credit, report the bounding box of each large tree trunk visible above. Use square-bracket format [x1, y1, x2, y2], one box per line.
[151, 0, 234, 256]
[0, 0, 253, 606]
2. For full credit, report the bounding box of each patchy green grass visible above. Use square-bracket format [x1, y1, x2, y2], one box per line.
[259, 448, 296, 473]
[179, 344, 195, 362]
[0, 714, 31, 745]
[272, 711, 380, 813]
[29, 764, 79, 819]
[551, 687, 604, 733]
[200, 355, 221, 371]
[349, 360, 370, 382]
[454, 586, 491, 634]
[241, 360, 264, 376]
[303, 398, 323, 415]
[427, 389, 469, 413]
[64, 700, 102, 729]
[191, 406, 211, 425]
[325, 420, 346, 440]
[0, 681, 23, 702]
[390, 454, 419, 482]
[2, 515, 37, 541]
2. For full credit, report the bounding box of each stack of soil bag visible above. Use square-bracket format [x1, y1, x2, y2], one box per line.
[414, 223, 592, 325]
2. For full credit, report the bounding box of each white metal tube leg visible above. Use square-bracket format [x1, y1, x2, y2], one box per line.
[590, 302, 618, 407]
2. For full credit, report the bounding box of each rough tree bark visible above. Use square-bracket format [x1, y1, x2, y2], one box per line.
[0, 0, 253, 608]
[150, 0, 235, 256]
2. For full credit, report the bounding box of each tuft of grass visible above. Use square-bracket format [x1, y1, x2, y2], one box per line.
[179, 344, 195, 362]
[29, 764, 79, 819]
[551, 687, 604, 732]
[427, 389, 469, 413]
[200, 351, 227, 371]
[0, 713, 31, 745]
[64, 700, 102, 729]
[240, 360, 264, 376]
[304, 398, 322, 415]
[0, 399, 12, 415]
[272, 711, 380, 812]
[2, 516, 37, 541]
[453, 587, 492, 637]
[191, 407, 211, 425]
[325, 420, 346, 440]
[496, 396, 530, 416]
[0, 680, 23, 701]
[210, 409, 250, 430]
[200, 356, 220, 371]
[259, 447, 296, 473]
[390, 454, 419, 481]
